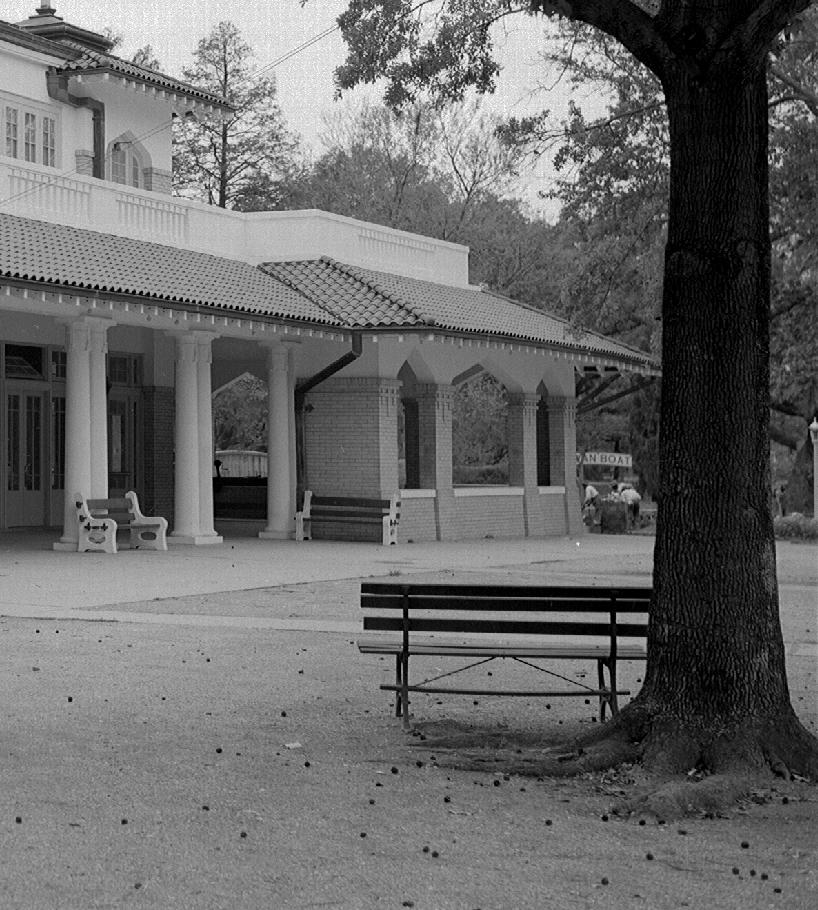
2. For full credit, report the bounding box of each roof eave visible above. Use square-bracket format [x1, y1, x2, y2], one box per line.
[0, 275, 339, 331]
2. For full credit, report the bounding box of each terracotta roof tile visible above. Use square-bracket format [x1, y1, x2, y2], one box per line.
[56, 44, 230, 108]
[261, 258, 426, 327]
[0, 213, 338, 325]
[262, 258, 656, 367]
[0, 214, 656, 368]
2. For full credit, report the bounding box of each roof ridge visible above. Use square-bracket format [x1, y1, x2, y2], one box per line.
[322, 257, 436, 327]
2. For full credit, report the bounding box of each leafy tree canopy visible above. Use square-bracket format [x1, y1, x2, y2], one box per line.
[323, 0, 818, 811]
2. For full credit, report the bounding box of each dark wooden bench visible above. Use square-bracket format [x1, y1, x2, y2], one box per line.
[75, 491, 168, 554]
[295, 491, 400, 545]
[358, 582, 650, 729]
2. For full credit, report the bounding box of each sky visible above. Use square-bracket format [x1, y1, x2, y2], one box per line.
[7, 1, 596, 216]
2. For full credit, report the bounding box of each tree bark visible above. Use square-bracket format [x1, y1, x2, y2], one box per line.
[632, 58, 802, 762]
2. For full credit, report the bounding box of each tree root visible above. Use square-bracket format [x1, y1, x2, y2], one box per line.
[408, 702, 818, 818]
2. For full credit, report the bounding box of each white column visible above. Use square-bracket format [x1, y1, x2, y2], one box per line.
[88, 319, 112, 499]
[55, 320, 92, 550]
[260, 344, 294, 540]
[169, 333, 200, 543]
[196, 333, 222, 543]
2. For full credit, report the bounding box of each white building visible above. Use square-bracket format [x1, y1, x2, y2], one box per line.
[0, 4, 657, 547]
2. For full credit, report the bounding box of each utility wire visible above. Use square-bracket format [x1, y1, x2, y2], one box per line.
[0, 18, 340, 207]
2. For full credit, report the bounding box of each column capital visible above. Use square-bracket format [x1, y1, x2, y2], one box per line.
[265, 344, 290, 373]
[173, 332, 198, 364]
[508, 391, 540, 406]
[62, 319, 91, 353]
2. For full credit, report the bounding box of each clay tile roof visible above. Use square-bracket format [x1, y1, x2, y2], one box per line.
[0, 213, 339, 325]
[260, 258, 427, 328]
[56, 44, 230, 108]
[261, 257, 656, 367]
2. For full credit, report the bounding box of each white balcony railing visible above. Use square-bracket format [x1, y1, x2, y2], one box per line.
[0, 157, 470, 286]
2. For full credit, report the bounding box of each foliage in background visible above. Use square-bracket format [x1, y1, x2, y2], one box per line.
[212, 373, 267, 452]
[452, 372, 508, 482]
[773, 514, 818, 540]
[501, 13, 818, 507]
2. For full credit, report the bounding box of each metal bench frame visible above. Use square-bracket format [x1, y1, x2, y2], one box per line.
[359, 582, 650, 730]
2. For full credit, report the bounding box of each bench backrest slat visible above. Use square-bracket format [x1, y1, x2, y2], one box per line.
[363, 617, 648, 637]
[361, 583, 651, 615]
[314, 497, 394, 509]
[361, 582, 650, 600]
[361, 594, 649, 613]
[87, 498, 131, 512]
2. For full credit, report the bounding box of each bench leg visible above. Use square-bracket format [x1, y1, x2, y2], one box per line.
[597, 659, 607, 721]
[400, 651, 411, 731]
[394, 654, 402, 718]
[598, 659, 620, 721]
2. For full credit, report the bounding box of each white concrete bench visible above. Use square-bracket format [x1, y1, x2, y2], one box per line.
[75, 491, 168, 554]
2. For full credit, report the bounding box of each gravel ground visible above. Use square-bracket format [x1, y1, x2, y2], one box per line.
[0, 541, 815, 910]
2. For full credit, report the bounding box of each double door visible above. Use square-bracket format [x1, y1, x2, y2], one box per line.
[4, 386, 140, 528]
[5, 386, 59, 527]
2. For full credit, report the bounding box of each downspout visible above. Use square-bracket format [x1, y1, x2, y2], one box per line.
[46, 71, 105, 179]
[293, 331, 364, 503]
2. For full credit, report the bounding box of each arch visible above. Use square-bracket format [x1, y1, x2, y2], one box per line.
[536, 380, 551, 486]
[107, 130, 152, 189]
[397, 362, 420, 488]
[452, 365, 509, 485]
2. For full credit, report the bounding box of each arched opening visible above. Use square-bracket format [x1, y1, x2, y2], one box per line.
[452, 367, 509, 485]
[536, 380, 551, 486]
[397, 362, 420, 489]
[107, 131, 151, 189]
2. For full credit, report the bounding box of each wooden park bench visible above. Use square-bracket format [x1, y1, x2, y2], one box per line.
[295, 491, 400, 545]
[358, 582, 650, 729]
[75, 491, 168, 554]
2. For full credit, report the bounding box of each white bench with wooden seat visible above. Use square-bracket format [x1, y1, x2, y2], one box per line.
[295, 491, 400, 545]
[75, 491, 168, 554]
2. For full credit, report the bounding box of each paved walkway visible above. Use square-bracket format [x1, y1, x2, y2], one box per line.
[0, 528, 815, 909]
[1, 524, 654, 614]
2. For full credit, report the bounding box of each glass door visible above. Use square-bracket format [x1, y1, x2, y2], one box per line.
[6, 388, 46, 526]
[108, 392, 139, 497]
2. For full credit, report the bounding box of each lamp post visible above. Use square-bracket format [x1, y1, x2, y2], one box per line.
[810, 417, 818, 519]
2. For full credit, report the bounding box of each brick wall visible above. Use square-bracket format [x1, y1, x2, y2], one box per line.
[397, 497, 437, 542]
[452, 494, 526, 540]
[74, 149, 94, 176]
[141, 385, 175, 523]
[539, 489, 570, 535]
[303, 377, 400, 498]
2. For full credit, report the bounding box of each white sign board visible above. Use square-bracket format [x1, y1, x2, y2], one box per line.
[577, 452, 633, 468]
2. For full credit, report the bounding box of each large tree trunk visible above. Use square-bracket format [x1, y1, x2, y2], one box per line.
[624, 58, 816, 775]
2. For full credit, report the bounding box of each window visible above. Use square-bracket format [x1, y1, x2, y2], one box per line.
[1, 99, 58, 167]
[42, 116, 55, 167]
[5, 106, 18, 158]
[4, 344, 44, 379]
[50, 349, 67, 380]
[24, 112, 36, 162]
[108, 353, 141, 387]
[111, 142, 142, 188]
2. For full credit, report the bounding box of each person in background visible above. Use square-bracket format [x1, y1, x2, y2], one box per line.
[618, 483, 642, 526]
[583, 484, 601, 526]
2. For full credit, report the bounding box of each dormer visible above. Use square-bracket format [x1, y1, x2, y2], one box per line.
[3, 5, 231, 195]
